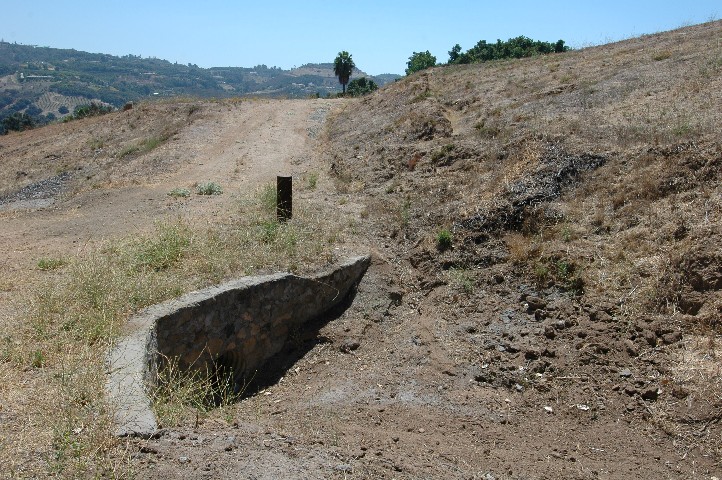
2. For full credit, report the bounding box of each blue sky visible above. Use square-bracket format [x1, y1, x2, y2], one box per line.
[3, 1, 719, 75]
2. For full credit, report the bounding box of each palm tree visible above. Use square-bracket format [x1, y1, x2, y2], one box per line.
[333, 51, 355, 95]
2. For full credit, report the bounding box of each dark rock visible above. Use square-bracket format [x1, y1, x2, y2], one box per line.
[388, 288, 404, 306]
[544, 326, 556, 339]
[340, 340, 361, 353]
[642, 330, 657, 347]
[534, 309, 548, 321]
[464, 324, 478, 334]
[624, 385, 639, 396]
[661, 331, 682, 345]
[624, 340, 639, 357]
[525, 349, 540, 360]
[526, 296, 547, 311]
[590, 310, 612, 322]
[542, 348, 556, 358]
[642, 387, 661, 401]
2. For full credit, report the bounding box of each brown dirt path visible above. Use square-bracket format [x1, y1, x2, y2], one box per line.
[0, 99, 333, 270]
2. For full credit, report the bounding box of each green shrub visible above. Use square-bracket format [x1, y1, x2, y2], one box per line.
[37, 257, 67, 271]
[436, 229, 453, 251]
[347, 77, 379, 97]
[168, 187, 191, 198]
[196, 182, 223, 195]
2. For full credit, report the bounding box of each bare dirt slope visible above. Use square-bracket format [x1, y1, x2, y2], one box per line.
[1, 21, 721, 480]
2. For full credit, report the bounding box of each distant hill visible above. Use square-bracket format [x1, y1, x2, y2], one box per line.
[0, 42, 400, 125]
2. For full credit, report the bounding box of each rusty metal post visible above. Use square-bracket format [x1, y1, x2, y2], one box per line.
[276, 176, 292, 222]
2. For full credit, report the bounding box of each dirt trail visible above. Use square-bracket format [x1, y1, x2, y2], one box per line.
[0, 99, 332, 274]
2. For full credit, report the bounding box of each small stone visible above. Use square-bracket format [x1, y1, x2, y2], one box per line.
[178, 456, 190, 464]
[619, 368, 633, 378]
[340, 340, 360, 353]
[524, 348, 540, 360]
[525, 296, 547, 311]
[543, 326, 556, 339]
[662, 331, 682, 345]
[624, 340, 639, 357]
[334, 464, 352, 473]
[642, 330, 657, 347]
[418, 428, 425, 433]
[589, 310, 612, 322]
[642, 387, 661, 401]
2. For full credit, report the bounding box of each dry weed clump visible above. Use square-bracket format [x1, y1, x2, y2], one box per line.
[0, 184, 343, 477]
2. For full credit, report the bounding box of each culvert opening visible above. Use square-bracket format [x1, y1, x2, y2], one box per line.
[153, 287, 356, 411]
[233, 283, 357, 397]
[107, 256, 370, 437]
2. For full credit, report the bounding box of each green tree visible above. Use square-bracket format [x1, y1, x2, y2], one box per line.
[448, 44, 462, 63]
[1, 112, 34, 134]
[405, 51, 437, 75]
[346, 77, 378, 97]
[333, 51, 355, 94]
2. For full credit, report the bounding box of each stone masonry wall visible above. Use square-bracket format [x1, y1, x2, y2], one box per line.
[107, 255, 370, 437]
[150, 255, 370, 382]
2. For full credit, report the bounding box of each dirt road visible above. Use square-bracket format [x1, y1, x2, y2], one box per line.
[0, 99, 332, 273]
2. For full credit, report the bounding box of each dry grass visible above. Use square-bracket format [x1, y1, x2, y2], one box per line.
[325, 21, 722, 460]
[0, 184, 344, 478]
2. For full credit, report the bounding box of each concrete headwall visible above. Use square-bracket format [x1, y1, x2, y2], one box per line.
[107, 255, 370, 437]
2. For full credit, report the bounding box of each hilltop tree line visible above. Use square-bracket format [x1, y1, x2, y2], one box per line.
[406, 35, 569, 75]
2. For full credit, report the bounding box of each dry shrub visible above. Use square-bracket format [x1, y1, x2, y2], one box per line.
[504, 232, 540, 265]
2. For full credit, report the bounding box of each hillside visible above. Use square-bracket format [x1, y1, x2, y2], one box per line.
[0, 41, 398, 125]
[0, 21, 720, 479]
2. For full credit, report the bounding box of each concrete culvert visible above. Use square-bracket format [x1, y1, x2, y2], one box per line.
[107, 255, 370, 437]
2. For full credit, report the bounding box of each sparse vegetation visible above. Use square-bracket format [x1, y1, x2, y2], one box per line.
[168, 187, 191, 198]
[436, 228, 452, 251]
[37, 257, 67, 271]
[195, 181, 223, 195]
[151, 353, 242, 427]
[306, 172, 318, 190]
[1, 182, 343, 476]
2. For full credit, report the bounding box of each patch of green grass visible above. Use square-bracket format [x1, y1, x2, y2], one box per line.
[167, 187, 191, 198]
[37, 257, 67, 271]
[436, 229, 453, 251]
[307, 172, 318, 190]
[431, 144, 455, 162]
[118, 135, 165, 158]
[400, 199, 412, 228]
[196, 182, 223, 195]
[260, 183, 277, 212]
[133, 221, 192, 271]
[448, 267, 474, 294]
